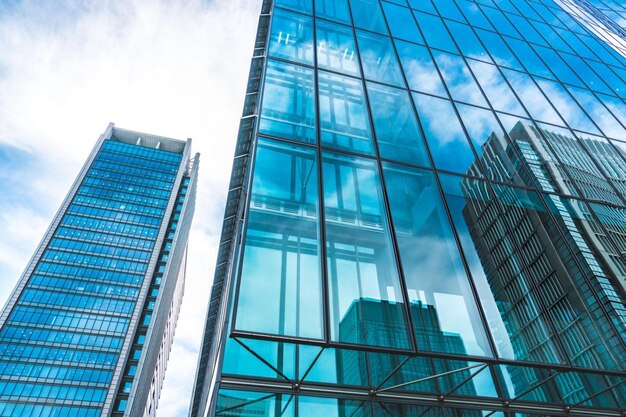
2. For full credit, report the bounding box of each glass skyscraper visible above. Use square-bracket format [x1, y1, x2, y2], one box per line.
[0, 124, 198, 417]
[190, 0, 626, 416]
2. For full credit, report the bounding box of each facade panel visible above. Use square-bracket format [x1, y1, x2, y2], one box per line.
[191, 0, 626, 416]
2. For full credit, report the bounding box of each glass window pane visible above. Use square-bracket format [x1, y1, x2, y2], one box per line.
[349, 0, 388, 34]
[382, 2, 424, 44]
[366, 81, 430, 167]
[446, 20, 490, 62]
[500, 69, 563, 125]
[475, 28, 523, 70]
[396, 40, 446, 97]
[318, 71, 374, 155]
[382, 163, 493, 357]
[412, 93, 478, 175]
[323, 152, 412, 349]
[316, 20, 360, 76]
[466, 59, 526, 116]
[315, 0, 351, 24]
[432, 50, 489, 107]
[268, 8, 314, 65]
[234, 139, 323, 339]
[356, 30, 405, 87]
[414, 11, 458, 53]
[274, 0, 312, 14]
[259, 60, 316, 143]
[439, 174, 566, 364]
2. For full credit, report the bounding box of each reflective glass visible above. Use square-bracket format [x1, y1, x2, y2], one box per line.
[414, 11, 458, 53]
[259, 60, 316, 143]
[274, 0, 312, 14]
[356, 30, 405, 87]
[316, 20, 360, 76]
[396, 40, 446, 97]
[268, 8, 313, 65]
[322, 152, 412, 349]
[315, 0, 351, 24]
[412, 93, 478, 175]
[466, 59, 526, 116]
[446, 20, 490, 62]
[432, 50, 488, 107]
[366, 81, 430, 167]
[382, 2, 424, 44]
[349, 0, 388, 34]
[382, 163, 493, 357]
[235, 139, 323, 339]
[318, 71, 374, 155]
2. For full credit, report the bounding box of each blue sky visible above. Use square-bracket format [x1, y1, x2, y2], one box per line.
[0, 0, 260, 415]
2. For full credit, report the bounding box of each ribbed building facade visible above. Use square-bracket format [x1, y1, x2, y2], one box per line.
[190, 0, 626, 416]
[0, 124, 198, 417]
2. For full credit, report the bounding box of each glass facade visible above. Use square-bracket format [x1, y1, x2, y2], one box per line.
[0, 126, 198, 417]
[191, 0, 626, 416]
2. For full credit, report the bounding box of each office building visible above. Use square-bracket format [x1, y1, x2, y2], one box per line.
[190, 0, 626, 416]
[0, 124, 198, 417]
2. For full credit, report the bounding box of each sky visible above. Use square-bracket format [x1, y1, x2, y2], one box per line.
[0, 0, 260, 416]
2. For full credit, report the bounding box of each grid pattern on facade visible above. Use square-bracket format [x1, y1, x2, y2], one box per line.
[193, 0, 626, 416]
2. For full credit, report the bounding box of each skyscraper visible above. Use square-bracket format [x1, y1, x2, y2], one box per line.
[0, 124, 198, 417]
[190, 0, 626, 416]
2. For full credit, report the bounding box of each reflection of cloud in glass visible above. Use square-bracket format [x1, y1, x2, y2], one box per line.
[433, 51, 488, 107]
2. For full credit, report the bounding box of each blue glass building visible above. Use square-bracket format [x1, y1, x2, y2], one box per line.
[0, 124, 198, 417]
[190, 0, 626, 416]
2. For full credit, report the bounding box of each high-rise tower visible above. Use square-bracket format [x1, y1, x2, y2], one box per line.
[0, 124, 198, 417]
[190, 0, 626, 416]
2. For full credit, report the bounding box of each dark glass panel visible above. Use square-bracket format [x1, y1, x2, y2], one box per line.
[234, 139, 323, 339]
[396, 40, 446, 97]
[356, 30, 405, 87]
[268, 8, 314, 65]
[316, 19, 360, 76]
[318, 71, 374, 155]
[323, 152, 412, 349]
[259, 60, 316, 143]
[316, 0, 351, 24]
[412, 93, 478, 175]
[366, 81, 430, 167]
[215, 389, 294, 416]
[382, 163, 493, 357]
[497, 365, 563, 404]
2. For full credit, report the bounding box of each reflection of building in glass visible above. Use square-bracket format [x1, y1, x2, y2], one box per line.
[0, 125, 198, 417]
[462, 121, 626, 400]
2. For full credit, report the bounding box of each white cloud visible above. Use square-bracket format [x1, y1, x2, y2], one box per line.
[0, 0, 260, 416]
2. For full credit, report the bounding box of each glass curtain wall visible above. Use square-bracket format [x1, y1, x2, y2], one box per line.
[203, 0, 626, 415]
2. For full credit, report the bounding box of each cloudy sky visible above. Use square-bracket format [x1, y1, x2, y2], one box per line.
[0, 0, 260, 415]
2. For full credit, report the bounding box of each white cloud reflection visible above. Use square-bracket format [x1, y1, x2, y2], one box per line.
[0, 1, 260, 416]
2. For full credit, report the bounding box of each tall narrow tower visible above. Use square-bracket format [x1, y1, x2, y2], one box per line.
[0, 124, 199, 417]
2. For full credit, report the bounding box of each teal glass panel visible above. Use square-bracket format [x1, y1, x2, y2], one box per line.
[412, 93, 478, 175]
[396, 40, 446, 97]
[259, 60, 316, 143]
[268, 8, 313, 65]
[370, 353, 438, 393]
[316, 19, 360, 76]
[356, 30, 405, 87]
[349, 0, 388, 34]
[432, 50, 489, 107]
[413, 11, 458, 53]
[382, 2, 424, 44]
[216, 390, 294, 416]
[274, 0, 312, 14]
[316, 0, 351, 24]
[382, 163, 493, 357]
[322, 152, 412, 349]
[365, 81, 430, 167]
[439, 174, 565, 364]
[299, 397, 369, 417]
[302, 347, 368, 386]
[434, 359, 498, 398]
[234, 139, 323, 339]
[318, 71, 374, 155]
